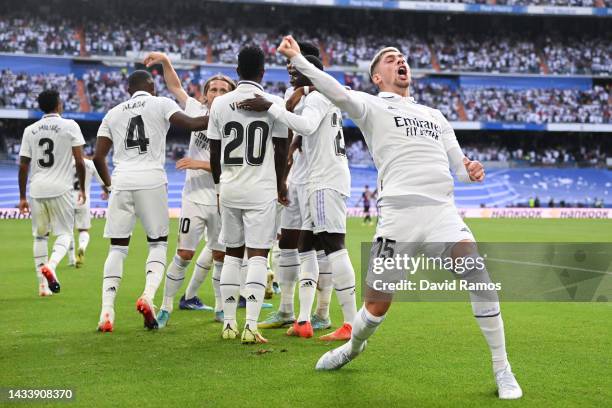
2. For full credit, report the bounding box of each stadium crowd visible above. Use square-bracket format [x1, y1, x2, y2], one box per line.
[0, 15, 609, 75]
[461, 85, 611, 124]
[0, 69, 80, 111]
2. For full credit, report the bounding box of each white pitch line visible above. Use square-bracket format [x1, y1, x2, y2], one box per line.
[485, 257, 612, 276]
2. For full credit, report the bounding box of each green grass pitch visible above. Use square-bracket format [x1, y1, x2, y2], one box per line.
[1, 218, 610, 407]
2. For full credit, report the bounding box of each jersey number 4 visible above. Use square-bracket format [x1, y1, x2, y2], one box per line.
[125, 115, 149, 154]
[223, 121, 269, 166]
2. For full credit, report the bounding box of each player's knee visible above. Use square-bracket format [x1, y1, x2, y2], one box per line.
[247, 248, 268, 258]
[365, 300, 391, 317]
[147, 235, 168, 243]
[177, 249, 195, 261]
[278, 229, 299, 249]
[212, 250, 225, 263]
[111, 237, 130, 246]
[319, 233, 345, 254]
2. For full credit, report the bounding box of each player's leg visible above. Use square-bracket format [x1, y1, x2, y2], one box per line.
[313, 236, 333, 330]
[135, 186, 170, 330]
[219, 206, 245, 339]
[313, 190, 357, 341]
[258, 228, 299, 329]
[98, 189, 136, 332]
[428, 204, 522, 399]
[241, 201, 278, 344]
[183, 204, 222, 309]
[74, 204, 91, 268]
[157, 200, 206, 327]
[41, 192, 76, 293]
[67, 233, 76, 266]
[31, 199, 52, 296]
[211, 249, 225, 322]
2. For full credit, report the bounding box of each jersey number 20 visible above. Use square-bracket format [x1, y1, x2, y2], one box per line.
[125, 115, 149, 154]
[223, 121, 269, 166]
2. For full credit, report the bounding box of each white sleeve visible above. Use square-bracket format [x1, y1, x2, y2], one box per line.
[207, 100, 221, 140]
[97, 115, 112, 139]
[69, 121, 86, 146]
[18, 130, 31, 158]
[159, 97, 182, 121]
[183, 96, 200, 114]
[290, 54, 366, 120]
[438, 111, 471, 183]
[268, 93, 328, 137]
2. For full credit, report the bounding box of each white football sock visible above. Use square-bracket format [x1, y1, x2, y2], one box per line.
[142, 241, 168, 302]
[161, 255, 190, 312]
[220, 255, 242, 326]
[33, 236, 48, 285]
[212, 260, 223, 312]
[48, 234, 72, 270]
[472, 300, 508, 374]
[185, 246, 212, 300]
[244, 256, 268, 331]
[101, 245, 128, 316]
[270, 240, 281, 278]
[68, 235, 76, 264]
[328, 248, 357, 324]
[78, 231, 90, 252]
[278, 248, 299, 316]
[350, 305, 385, 354]
[297, 250, 319, 323]
[315, 250, 333, 320]
[239, 256, 248, 299]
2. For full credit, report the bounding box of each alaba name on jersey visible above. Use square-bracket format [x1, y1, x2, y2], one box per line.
[96, 91, 181, 190]
[351, 91, 460, 204]
[182, 97, 216, 205]
[72, 158, 103, 208]
[284, 87, 309, 186]
[269, 91, 350, 197]
[19, 113, 85, 198]
[208, 81, 288, 209]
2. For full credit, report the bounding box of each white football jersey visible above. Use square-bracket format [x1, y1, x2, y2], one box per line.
[96, 91, 181, 190]
[208, 81, 288, 209]
[182, 97, 215, 205]
[283, 87, 308, 186]
[72, 158, 103, 209]
[19, 113, 85, 199]
[269, 91, 350, 197]
[352, 91, 458, 203]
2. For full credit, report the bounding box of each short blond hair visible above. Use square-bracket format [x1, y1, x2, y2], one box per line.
[369, 47, 401, 78]
[202, 74, 236, 95]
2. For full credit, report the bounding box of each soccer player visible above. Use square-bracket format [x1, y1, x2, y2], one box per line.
[259, 42, 333, 332]
[143, 52, 236, 327]
[67, 157, 109, 268]
[276, 37, 523, 399]
[18, 90, 86, 296]
[93, 70, 209, 332]
[356, 184, 374, 225]
[208, 45, 288, 344]
[238, 55, 356, 341]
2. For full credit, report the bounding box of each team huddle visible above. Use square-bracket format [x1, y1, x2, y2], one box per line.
[18, 35, 523, 399]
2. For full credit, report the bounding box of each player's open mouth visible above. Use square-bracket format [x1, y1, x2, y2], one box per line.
[397, 66, 408, 78]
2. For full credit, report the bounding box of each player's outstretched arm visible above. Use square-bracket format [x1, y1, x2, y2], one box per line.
[18, 156, 30, 214]
[73, 146, 87, 205]
[277, 35, 365, 119]
[144, 52, 189, 108]
[176, 158, 211, 172]
[93, 137, 113, 189]
[169, 111, 209, 131]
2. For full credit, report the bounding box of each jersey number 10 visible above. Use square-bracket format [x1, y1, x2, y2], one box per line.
[223, 120, 269, 166]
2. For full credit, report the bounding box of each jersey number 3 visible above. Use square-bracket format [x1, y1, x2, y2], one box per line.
[125, 115, 149, 154]
[38, 138, 55, 168]
[223, 121, 269, 166]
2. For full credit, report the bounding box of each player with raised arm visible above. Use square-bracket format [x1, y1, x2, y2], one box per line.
[67, 157, 109, 268]
[276, 36, 522, 399]
[239, 55, 356, 341]
[18, 90, 86, 296]
[258, 42, 334, 332]
[93, 70, 209, 332]
[208, 46, 288, 344]
[143, 52, 236, 327]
